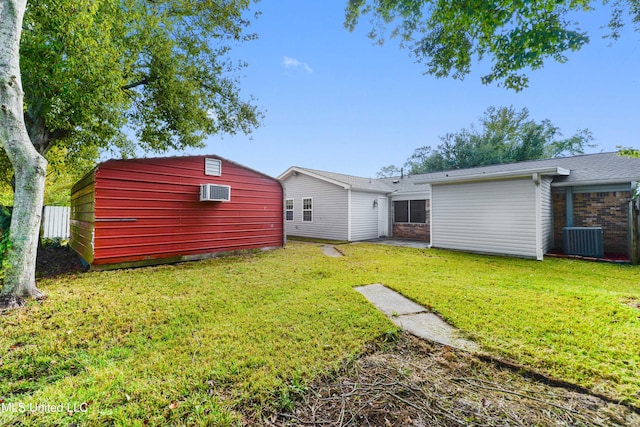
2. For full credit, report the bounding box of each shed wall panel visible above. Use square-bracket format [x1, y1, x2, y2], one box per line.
[83, 156, 282, 266]
[431, 179, 538, 258]
[281, 173, 349, 240]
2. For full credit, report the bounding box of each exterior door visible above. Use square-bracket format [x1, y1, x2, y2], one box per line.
[377, 197, 389, 237]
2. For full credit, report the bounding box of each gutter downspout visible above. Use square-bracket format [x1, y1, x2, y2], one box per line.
[347, 188, 352, 241]
[428, 189, 433, 248]
[631, 181, 639, 265]
[533, 174, 543, 260]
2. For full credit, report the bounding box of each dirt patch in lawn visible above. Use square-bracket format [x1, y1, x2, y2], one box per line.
[36, 244, 85, 279]
[256, 333, 639, 426]
[623, 297, 640, 311]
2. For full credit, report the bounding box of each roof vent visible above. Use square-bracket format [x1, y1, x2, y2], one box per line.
[205, 158, 222, 176]
[200, 184, 231, 202]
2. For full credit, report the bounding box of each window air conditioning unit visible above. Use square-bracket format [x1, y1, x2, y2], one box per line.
[200, 184, 231, 202]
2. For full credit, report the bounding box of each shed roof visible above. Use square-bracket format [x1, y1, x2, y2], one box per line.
[73, 153, 280, 194]
[101, 154, 278, 181]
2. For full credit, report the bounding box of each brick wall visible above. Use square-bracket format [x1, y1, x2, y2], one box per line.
[553, 191, 631, 255]
[574, 192, 630, 254]
[391, 199, 430, 241]
[552, 193, 566, 249]
[393, 223, 430, 240]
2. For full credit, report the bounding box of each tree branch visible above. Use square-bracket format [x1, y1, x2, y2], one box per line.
[122, 78, 149, 90]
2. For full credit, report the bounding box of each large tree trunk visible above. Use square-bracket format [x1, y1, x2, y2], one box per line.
[1, 0, 47, 310]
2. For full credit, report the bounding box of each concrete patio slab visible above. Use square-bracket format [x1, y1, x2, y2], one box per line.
[355, 283, 480, 353]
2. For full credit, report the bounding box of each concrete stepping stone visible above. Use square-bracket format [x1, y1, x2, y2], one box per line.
[355, 283, 480, 353]
[320, 245, 343, 257]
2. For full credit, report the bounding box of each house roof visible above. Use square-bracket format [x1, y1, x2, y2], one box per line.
[377, 174, 432, 194]
[410, 152, 640, 187]
[278, 166, 393, 193]
[279, 153, 640, 198]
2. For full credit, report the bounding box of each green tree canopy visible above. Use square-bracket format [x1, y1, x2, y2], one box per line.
[346, 0, 640, 90]
[376, 164, 402, 178]
[618, 146, 640, 157]
[394, 106, 594, 175]
[20, 0, 261, 158]
[2, 0, 262, 203]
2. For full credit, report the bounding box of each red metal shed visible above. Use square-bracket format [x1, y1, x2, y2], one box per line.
[70, 155, 284, 270]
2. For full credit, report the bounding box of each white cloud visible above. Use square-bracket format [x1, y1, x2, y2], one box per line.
[283, 56, 313, 73]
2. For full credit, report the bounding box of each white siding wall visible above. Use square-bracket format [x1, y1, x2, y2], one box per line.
[281, 174, 349, 240]
[540, 176, 554, 253]
[350, 191, 382, 241]
[431, 178, 539, 258]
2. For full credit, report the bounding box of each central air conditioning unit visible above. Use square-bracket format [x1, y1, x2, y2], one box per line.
[200, 184, 231, 202]
[563, 227, 604, 258]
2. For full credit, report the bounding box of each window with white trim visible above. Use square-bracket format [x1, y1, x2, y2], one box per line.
[285, 199, 294, 221]
[302, 198, 313, 222]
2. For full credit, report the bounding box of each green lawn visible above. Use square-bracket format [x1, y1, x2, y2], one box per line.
[1, 242, 639, 425]
[338, 243, 640, 404]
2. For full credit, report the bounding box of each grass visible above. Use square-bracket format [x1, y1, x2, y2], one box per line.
[0, 244, 394, 426]
[336, 244, 640, 404]
[285, 235, 349, 245]
[1, 242, 639, 425]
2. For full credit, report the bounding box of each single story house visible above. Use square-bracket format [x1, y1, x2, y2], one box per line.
[279, 152, 640, 261]
[70, 155, 284, 270]
[277, 167, 394, 241]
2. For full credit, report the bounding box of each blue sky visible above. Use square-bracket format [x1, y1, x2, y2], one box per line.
[182, 1, 640, 178]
